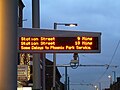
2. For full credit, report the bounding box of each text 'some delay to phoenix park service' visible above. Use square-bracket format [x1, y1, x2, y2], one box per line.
[18, 28, 101, 53]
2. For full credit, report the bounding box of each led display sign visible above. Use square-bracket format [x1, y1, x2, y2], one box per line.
[19, 36, 100, 53]
[18, 28, 101, 53]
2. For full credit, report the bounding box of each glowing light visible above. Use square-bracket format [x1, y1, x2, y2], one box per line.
[108, 75, 112, 79]
[19, 36, 99, 53]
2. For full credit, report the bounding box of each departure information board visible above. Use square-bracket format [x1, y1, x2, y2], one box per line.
[19, 36, 100, 53]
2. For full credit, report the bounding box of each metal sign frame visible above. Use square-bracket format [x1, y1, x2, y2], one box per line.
[18, 28, 101, 53]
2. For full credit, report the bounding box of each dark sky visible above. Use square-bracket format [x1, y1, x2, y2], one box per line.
[23, 0, 120, 90]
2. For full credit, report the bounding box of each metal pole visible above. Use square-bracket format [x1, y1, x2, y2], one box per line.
[53, 23, 57, 90]
[109, 76, 112, 86]
[32, 0, 40, 27]
[32, 0, 41, 90]
[99, 82, 101, 90]
[65, 66, 68, 90]
[68, 76, 70, 90]
[0, 0, 17, 90]
[53, 53, 56, 90]
[42, 53, 46, 90]
[112, 71, 116, 83]
[33, 54, 41, 90]
[52, 22, 77, 90]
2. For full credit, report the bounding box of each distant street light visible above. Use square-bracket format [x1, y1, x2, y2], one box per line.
[108, 75, 112, 86]
[53, 22, 78, 90]
[94, 85, 99, 90]
[54, 23, 77, 29]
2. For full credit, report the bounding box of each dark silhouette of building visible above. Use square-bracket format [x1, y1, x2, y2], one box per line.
[103, 77, 120, 90]
[110, 77, 120, 90]
[27, 58, 64, 90]
[46, 59, 64, 90]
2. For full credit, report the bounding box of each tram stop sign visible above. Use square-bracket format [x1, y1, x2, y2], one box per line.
[18, 28, 101, 53]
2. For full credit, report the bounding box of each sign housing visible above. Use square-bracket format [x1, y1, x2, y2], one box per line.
[18, 28, 101, 53]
